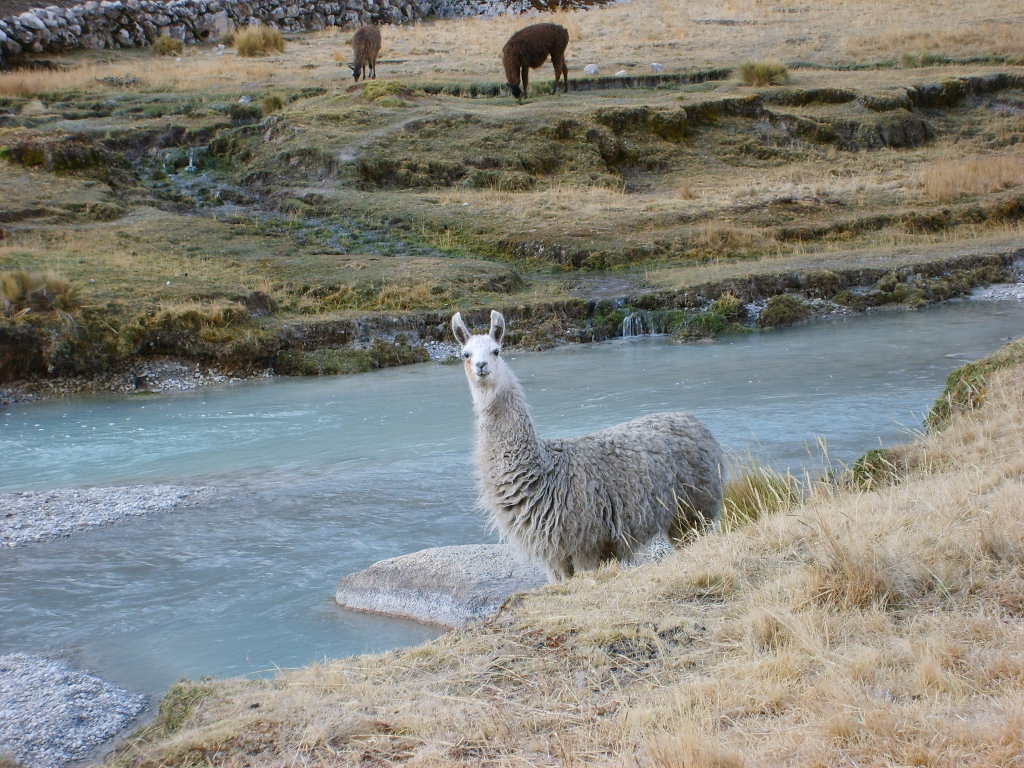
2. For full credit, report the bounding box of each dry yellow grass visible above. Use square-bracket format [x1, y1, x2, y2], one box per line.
[846, 22, 1024, 62]
[921, 155, 1024, 202]
[233, 24, 286, 57]
[0, 269, 78, 314]
[0, 50, 277, 97]
[111, 346, 1024, 767]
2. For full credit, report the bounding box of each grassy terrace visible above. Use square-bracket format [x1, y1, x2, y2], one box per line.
[1, 0, 1023, 386]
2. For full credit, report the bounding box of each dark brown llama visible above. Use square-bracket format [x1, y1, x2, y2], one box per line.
[349, 25, 381, 82]
[502, 23, 569, 101]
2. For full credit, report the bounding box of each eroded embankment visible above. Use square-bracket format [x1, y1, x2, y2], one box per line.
[1, 246, 1020, 401]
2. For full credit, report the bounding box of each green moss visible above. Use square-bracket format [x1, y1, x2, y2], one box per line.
[158, 681, 215, 733]
[849, 448, 904, 489]
[228, 103, 262, 123]
[926, 338, 1024, 431]
[276, 340, 428, 376]
[361, 81, 417, 101]
[590, 300, 626, 339]
[758, 294, 811, 327]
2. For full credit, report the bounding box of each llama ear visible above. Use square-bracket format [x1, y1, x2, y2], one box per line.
[451, 312, 471, 345]
[489, 310, 506, 345]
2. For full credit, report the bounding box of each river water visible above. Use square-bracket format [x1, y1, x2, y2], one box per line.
[1, 298, 1023, 702]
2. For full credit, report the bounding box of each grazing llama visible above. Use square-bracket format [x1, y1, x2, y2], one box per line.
[349, 24, 381, 82]
[502, 23, 569, 101]
[453, 310, 725, 583]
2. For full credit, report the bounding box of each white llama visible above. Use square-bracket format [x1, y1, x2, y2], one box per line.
[453, 310, 725, 583]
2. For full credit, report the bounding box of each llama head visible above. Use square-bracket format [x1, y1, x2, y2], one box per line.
[452, 310, 510, 396]
[349, 63, 361, 82]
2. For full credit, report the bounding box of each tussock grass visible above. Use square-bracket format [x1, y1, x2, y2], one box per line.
[721, 462, 802, 531]
[260, 94, 284, 114]
[153, 35, 183, 57]
[233, 24, 286, 57]
[108, 338, 1024, 767]
[0, 270, 79, 314]
[738, 59, 789, 86]
[921, 155, 1024, 202]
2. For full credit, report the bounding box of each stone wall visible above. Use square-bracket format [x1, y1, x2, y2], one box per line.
[0, 0, 536, 68]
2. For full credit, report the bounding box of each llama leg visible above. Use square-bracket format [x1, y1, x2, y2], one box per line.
[521, 65, 529, 99]
[562, 60, 569, 93]
[371, 58, 376, 79]
[551, 56, 562, 94]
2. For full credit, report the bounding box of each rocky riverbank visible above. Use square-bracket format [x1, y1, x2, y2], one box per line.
[0, 484, 212, 547]
[0, 654, 146, 768]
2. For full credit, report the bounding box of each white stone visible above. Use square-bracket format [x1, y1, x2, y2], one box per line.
[17, 12, 47, 31]
[336, 544, 547, 627]
[583, 63, 598, 75]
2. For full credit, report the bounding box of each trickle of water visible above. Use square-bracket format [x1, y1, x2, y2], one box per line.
[184, 147, 198, 174]
[621, 311, 649, 337]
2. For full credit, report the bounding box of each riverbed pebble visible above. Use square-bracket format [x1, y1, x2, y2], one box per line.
[424, 340, 460, 361]
[970, 281, 1024, 302]
[0, 485, 212, 547]
[0, 653, 146, 768]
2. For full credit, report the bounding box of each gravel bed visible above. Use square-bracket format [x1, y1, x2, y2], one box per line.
[0, 485, 212, 548]
[0, 654, 146, 768]
[1, 359, 269, 410]
[424, 340, 460, 361]
[969, 281, 1024, 302]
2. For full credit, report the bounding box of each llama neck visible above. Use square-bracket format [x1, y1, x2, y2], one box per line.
[474, 376, 547, 479]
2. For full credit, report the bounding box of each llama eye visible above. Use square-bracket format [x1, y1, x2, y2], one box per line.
[492, 349, 499, 356]
[462, 352, 470, 359]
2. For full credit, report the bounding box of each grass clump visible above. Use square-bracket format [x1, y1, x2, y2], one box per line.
[758, 294, 810, 327]
[738, 59, 790, 86]
[1, 270, 79, 315]
[359, 81, 417, 103]
[721, 463, 802, 530]
[153, 35, 184, 57]
[849, 447, 904, 489]
[234, 24, 285, 57]
[261, 94, 284, 115]
[926, 338, 1024, 430]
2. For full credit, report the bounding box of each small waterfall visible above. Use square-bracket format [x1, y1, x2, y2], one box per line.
[184, 147, 198, 174]
[621, 312, 649, 337]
